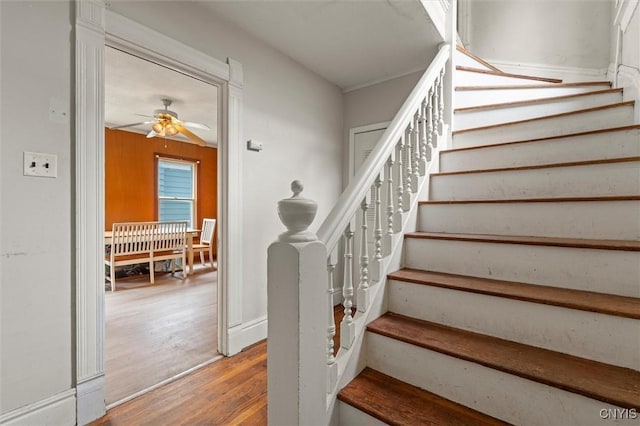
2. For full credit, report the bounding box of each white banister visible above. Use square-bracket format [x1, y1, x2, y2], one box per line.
[268, 41, 453, 425]
[316, 44, 451, 252]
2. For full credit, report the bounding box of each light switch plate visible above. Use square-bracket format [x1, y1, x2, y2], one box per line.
[23, 152, 58, 178]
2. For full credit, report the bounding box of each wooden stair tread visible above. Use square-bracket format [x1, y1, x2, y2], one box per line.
[368, 314, 640, 409]
[443, 124, 640, 153]
[456, 45, 503, 73]
[452, 101, 635, 135]
[404, 232, 640, 251]
[456, 81, 611, 91]
[454, 88, 623, 113]
[431, 156, 640, 176]
[420, 195, 640, 204]
[388, 269, 640, 319]
[456, 66, 563, 83]
[338, 367, 511, 426]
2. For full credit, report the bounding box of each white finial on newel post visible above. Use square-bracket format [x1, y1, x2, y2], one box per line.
[268, 181, 327, 425]
[277, 180, 318, 243]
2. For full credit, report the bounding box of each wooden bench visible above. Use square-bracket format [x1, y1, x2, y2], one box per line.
[105, 221, 187, 291]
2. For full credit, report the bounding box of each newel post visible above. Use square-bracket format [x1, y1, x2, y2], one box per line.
[268, 181, 328, 425]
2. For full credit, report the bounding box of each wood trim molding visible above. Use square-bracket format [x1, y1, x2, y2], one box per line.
[348, 121, 390, 180]
[456, 81, 611, 91]
[431, 156, 640, 176]
[452, 101, 636, 135]
[76, 4, 244, 422]
[443, 124, 640, 153]
[0, 389, 76, 426]
[75, 1, 107, 424]
[456, 45, 501, 73]
[454, 88, 623, 113]
[483, 60, 609, 83]
[456, 66, 563, 83]
[388, 269, 640, 319]
[615, 0, 640, 31]
[419, 195, 640, 205]
[405, 232, 640, 251]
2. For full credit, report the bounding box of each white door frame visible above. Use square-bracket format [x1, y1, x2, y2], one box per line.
[75, 2, 243, 423]
[348, 121, 390, 179]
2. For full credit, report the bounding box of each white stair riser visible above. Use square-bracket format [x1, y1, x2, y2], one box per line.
[338, 402, 387, 426]
[388, 280, 640, 369]
[404, 238, 640, 297]
[441, 129, 640, 172]
[455, 85, 612, 109]
[430, 161, 640, 200]
[454, 51, 494, 71]
[419, 201, 640, 240]
[454, 92, 622, 131]
[452, 106, 635, 148]
[456, 70, 560, 86]
[367, 334, 639, 426]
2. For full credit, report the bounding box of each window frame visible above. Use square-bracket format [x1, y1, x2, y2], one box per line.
[155, 154, 200, 228]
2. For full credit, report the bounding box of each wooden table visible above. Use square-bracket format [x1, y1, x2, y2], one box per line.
[105, 229, 200, 275]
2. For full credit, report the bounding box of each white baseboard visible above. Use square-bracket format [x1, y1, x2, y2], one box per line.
[227, 315, 267, 355]
[0, 389, 76, 426]
[488, 59, 609, 82]
[76, 374, 105, 426]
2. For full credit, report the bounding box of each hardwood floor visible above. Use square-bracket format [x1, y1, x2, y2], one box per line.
[105, 265, 218, 405]
[92, 341, 267, 425]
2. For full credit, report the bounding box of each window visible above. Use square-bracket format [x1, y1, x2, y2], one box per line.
[157, 158, 197, 228]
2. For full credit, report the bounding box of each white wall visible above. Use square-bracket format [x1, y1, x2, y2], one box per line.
[466, 0, 612, 80]
[613, 1, 640, 119]
[342, 70, 423, 186]
[0, 0, 74, 418]
[106, 2, 344, 337]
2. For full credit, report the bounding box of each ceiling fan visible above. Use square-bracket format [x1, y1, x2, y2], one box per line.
[110, 98, 210, 146]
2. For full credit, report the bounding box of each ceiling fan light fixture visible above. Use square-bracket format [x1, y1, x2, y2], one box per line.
[151, 122, 164, 134]
[165, 124, 179, 136]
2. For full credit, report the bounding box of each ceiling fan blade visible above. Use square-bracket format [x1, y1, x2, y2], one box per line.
[147, 130, 158, 138]
[109, 121, 153, 130]
[176, 124, 206, 147]
[182, 121, 211, 131]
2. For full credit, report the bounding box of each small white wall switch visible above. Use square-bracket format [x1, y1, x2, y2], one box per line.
[247, 140, 263, 152]
[23, 152, 58, 178]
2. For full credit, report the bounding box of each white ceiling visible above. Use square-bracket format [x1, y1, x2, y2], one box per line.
[104, 1, 441, 143]
[105, 46, 219, 145]
[197, 0, 441, 91]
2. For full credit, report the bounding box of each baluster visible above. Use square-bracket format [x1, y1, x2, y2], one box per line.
[419, 98, 430, 174]
[438, 68, 445, 136]
[402, 126, 412, 208]
[326, 257, 337, 393]
[427, 87, 434, 152]
[340, 223, 355, 349]
[431, 81, 439, 148]
[411, 111, 420, 192]
[394, 137, 405, 226]
[357, 197, 370, 312]
[369, 174, 383, 281]
[385, 155, 396, 251]
[402, 119, 413, 194]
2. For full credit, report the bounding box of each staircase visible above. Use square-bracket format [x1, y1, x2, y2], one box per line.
[337, 47, 640, 425]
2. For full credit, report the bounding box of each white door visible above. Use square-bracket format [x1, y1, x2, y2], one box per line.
[350, 122, 389, 179]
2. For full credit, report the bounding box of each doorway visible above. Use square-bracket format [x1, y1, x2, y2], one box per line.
[75, 6, 244, 422]
[103, 46, 221, 406]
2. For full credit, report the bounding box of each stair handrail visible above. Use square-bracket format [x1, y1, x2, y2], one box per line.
[267, 43, 453, 425]
[317, 44, 451, 252]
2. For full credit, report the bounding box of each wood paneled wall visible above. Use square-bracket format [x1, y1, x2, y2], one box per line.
[105, 129, 217, 235]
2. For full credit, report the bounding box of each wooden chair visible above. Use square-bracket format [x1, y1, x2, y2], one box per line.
[193, 218, 216, 269]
